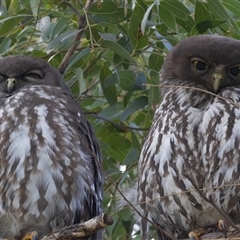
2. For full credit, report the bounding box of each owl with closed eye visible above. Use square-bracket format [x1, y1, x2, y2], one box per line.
[123, 35, 240, 239]
[0, 56, 103, 240]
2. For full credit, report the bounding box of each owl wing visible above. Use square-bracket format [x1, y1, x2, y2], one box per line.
[62, 88, 103, 223]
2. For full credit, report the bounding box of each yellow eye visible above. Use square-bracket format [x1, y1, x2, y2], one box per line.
[229, 67, 240, 76]
[192, 60, 209, 70]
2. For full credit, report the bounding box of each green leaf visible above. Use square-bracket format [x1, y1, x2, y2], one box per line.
[192, 19, 227, 34]
[98, 32, 116, 41]
[118, 70, 136, 91]
[136, 35, 148, 49]
[6, 0, 11, 10]
[89, 8, 132, 24]
[51, 17, 70, 39]
[0, 38, 12, 54]
[160, 5, 176, 31]
[47, 30, 80, 50]
[161, 0, 189, 20]
[123, 148, 139, 165]
[206, 0, 231, 31]
[120, 96, 148, 121]
[149, 51, 164, 72]
[118, 36, 133, 55]
[101, 40, 137, 66]
[100, 66, 117, 106]
[64, 48, 91, 73]
[222, 0, 240, 17]
[123, 91, 133, 108]
[129, 4, 145, 50]
[30, 0, 40, 17]
[131, 132, 141, 149]
[229, 18, 240, 35]
[194, 1, 212, 24]
[135, 72, 147, 90]
[0, 15, 28, 37]
[207, 0, 229, 20]
[176, 16, 195, 32]
[105, 70, 147, 91]
[149, 70, 161, 108]
[74, 68, 85, 95]
[105, 72, 119, 87]
[89, 1, 118, 13]
[99, 103, 122, 120]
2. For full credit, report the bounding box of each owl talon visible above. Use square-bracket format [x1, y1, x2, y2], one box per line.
[217, 219, 227, 238]
[188, 228, 207, 240]
[22, 231, 38, 240]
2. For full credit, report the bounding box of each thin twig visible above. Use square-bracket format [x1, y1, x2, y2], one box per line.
[145, 83, 240, 108]
[109, 173, 177, 240]
[58, 0, 95, 74]
[118, 183, 240, 215]
[63, 1, 81, 18]
[85, 112, 149, 131]
[183, 172, 240, 234]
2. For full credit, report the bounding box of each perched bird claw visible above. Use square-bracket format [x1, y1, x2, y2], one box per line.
[22, 231, 38, 240]
[188, 228, 207, 240]
[217, 219, 228, 238]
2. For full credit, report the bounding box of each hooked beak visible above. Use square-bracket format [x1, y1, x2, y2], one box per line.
[7, 78, 17, 93]
[212, 73, 223, 93]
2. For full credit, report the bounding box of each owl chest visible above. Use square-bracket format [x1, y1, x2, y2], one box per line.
[143, 91, 240, 233]
[0, 94, 83, 191]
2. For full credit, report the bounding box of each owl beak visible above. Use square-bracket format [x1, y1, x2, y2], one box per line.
[7, 78, 17, 93]
[212, 73, 223, 93]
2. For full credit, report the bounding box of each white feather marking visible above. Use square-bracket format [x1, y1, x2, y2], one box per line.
[0, 109, 4, 118]
[7, 124, 30, 178]
[20, 107, 28, 115]
[0, 121, 7, 133]
[33, 88, 53, 100]
[34, 105, 58, 171]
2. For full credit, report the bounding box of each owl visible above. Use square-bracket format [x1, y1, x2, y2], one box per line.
[0, 56, 103, 240]
[125, 35, 240, 239]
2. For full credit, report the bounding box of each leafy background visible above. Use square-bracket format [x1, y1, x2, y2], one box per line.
[1, 0, 240, 239]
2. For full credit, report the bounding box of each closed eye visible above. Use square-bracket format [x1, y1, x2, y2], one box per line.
[24, 70, 43, 80]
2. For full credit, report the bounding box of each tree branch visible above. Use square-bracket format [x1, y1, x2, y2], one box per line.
[40, 213, 113, 240]
[58, 0, 95, 74]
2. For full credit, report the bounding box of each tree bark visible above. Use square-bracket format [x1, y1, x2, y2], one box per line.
[40, 213, 113, 240]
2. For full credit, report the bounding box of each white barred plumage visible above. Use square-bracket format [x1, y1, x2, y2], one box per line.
[0, 56, 103, 239]
[126, 35, 240, 239]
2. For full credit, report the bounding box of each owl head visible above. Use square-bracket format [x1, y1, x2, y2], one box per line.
[161, 35, 240, 93]
[0, 56, 66, 94]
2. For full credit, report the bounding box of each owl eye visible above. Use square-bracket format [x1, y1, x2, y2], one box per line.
[192, 60, 209, 70]
[26, 72, 42, 79]
[23, 70, 43, 81]
[229, 67, 240, 76]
